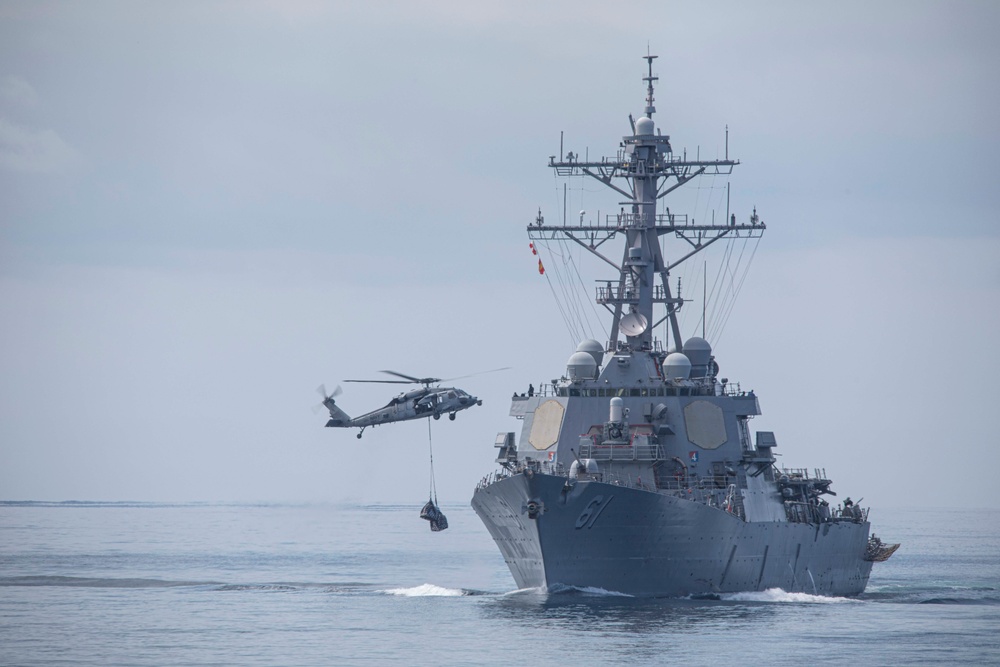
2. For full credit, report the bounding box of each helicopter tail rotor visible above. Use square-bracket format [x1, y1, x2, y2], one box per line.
[313, 384, 344, 414]
[316, 384, 343, 399]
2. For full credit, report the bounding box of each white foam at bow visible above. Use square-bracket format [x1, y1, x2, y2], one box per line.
[721, 587, 859, 604]
[382, 583, 465, 597]
[509, 583, 632, 597]
[562, 585, 633, 597]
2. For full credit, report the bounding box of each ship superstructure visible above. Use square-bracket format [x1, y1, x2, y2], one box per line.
[471, 56, 897, 597]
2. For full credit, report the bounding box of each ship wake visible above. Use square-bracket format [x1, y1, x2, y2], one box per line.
[381, 583, 468, 597]
[720, 588, 859, 604]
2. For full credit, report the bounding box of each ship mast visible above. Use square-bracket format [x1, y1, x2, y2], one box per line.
[528, 55, 765, 353]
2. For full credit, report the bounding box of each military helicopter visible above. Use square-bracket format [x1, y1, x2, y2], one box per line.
[316, 369, 508, 438]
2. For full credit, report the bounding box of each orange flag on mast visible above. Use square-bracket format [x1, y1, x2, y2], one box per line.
[538, 259, 545, 275]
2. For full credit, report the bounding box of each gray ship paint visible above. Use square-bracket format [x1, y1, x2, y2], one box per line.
[471, 56, 897, 597]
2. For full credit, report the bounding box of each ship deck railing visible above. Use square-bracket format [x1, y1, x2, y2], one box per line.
[475, 463, 746, 520]
[784, 500, 869, 525]
[514, 381, 750, 400]
[779, 466, 828, 481]
[577, 439, 662, 461]
[475, 462, 867, 526]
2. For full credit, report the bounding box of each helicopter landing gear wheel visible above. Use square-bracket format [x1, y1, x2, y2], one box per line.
[356, 433, 363, 439]
[433, 413, 441, 420]
[449, 413, 456, 421]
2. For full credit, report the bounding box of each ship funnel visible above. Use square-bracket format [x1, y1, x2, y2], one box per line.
[566, 351, 597, 381]
[682, 337, 712, 378]
[576, 339, 605, 368]
[662, 352, 692, 380]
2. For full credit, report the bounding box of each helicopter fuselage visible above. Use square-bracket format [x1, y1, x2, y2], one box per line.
[324, 386, 481, 436]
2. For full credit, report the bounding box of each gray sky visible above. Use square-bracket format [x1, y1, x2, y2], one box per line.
[1, 1, 998, 508]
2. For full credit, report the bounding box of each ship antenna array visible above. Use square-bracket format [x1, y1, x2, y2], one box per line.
[529, 55, 765, 353]
[643, 54, 658, 118]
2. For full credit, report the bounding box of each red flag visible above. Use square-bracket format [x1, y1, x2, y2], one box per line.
[530, 243, 537, 255]
[538, 259, 545, 275]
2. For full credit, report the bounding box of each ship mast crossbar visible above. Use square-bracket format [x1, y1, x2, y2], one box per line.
[657, 167, 705, 199]
[666, 233, 732, 272]
[549, 158, 739, 171]
[580, 167, 633, 200]
[531, 54, 763, 352]
[595, 283, 684, 305]
[557, 231, 621, 272]
[527, 222, 764, 236]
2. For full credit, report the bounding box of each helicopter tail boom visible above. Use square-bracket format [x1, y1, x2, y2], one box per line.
[324, 402, 351, 427]
[318, 384, 352, 427]
[324, 399, 351, 427]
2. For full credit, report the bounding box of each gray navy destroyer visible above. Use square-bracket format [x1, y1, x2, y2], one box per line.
[471, 56, 898, 598]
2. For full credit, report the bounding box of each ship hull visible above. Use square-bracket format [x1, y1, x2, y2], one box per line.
[471, 472, 873, 597]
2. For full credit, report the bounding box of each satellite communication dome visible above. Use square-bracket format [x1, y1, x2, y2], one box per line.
[576, 339, 605, 368]
[566, 351, 597, 381]
[635, 116, 655, 136]
[662, 352, 692, 380]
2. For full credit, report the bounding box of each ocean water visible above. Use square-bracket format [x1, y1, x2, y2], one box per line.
[1, 503, 997, 666]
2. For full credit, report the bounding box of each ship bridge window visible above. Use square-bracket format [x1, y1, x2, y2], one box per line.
[586, 388, 597, 397]
[569, 388, 581, 397]
[629, 388, 641, 397]
[640, 388, 649, 397]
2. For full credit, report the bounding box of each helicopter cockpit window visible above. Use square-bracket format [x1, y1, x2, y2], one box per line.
[448, 391, 457, 399]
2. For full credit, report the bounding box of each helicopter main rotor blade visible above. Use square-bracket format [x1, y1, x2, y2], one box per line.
[379, 370, 428, 383]
[440, 366, 513, 382]
[344, 379, 412, 384]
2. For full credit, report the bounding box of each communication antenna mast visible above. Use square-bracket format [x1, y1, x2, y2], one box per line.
[530, 55, 762, 353]
[703, 261, 707, 339]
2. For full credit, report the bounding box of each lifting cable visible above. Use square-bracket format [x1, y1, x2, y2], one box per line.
[427, 416, 438, 506]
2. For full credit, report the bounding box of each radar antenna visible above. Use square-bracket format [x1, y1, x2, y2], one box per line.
[532, 55, 764, 354]
[643, 54, 658, 119]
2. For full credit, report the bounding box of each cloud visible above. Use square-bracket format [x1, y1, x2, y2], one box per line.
[0, 76, 38, 107]
[0, 118, 79, 173]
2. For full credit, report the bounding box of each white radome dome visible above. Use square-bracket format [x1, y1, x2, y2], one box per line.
[663, 352, 692, 380]
[566, 351, 597, 381]
[576, 339, 605, 367]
